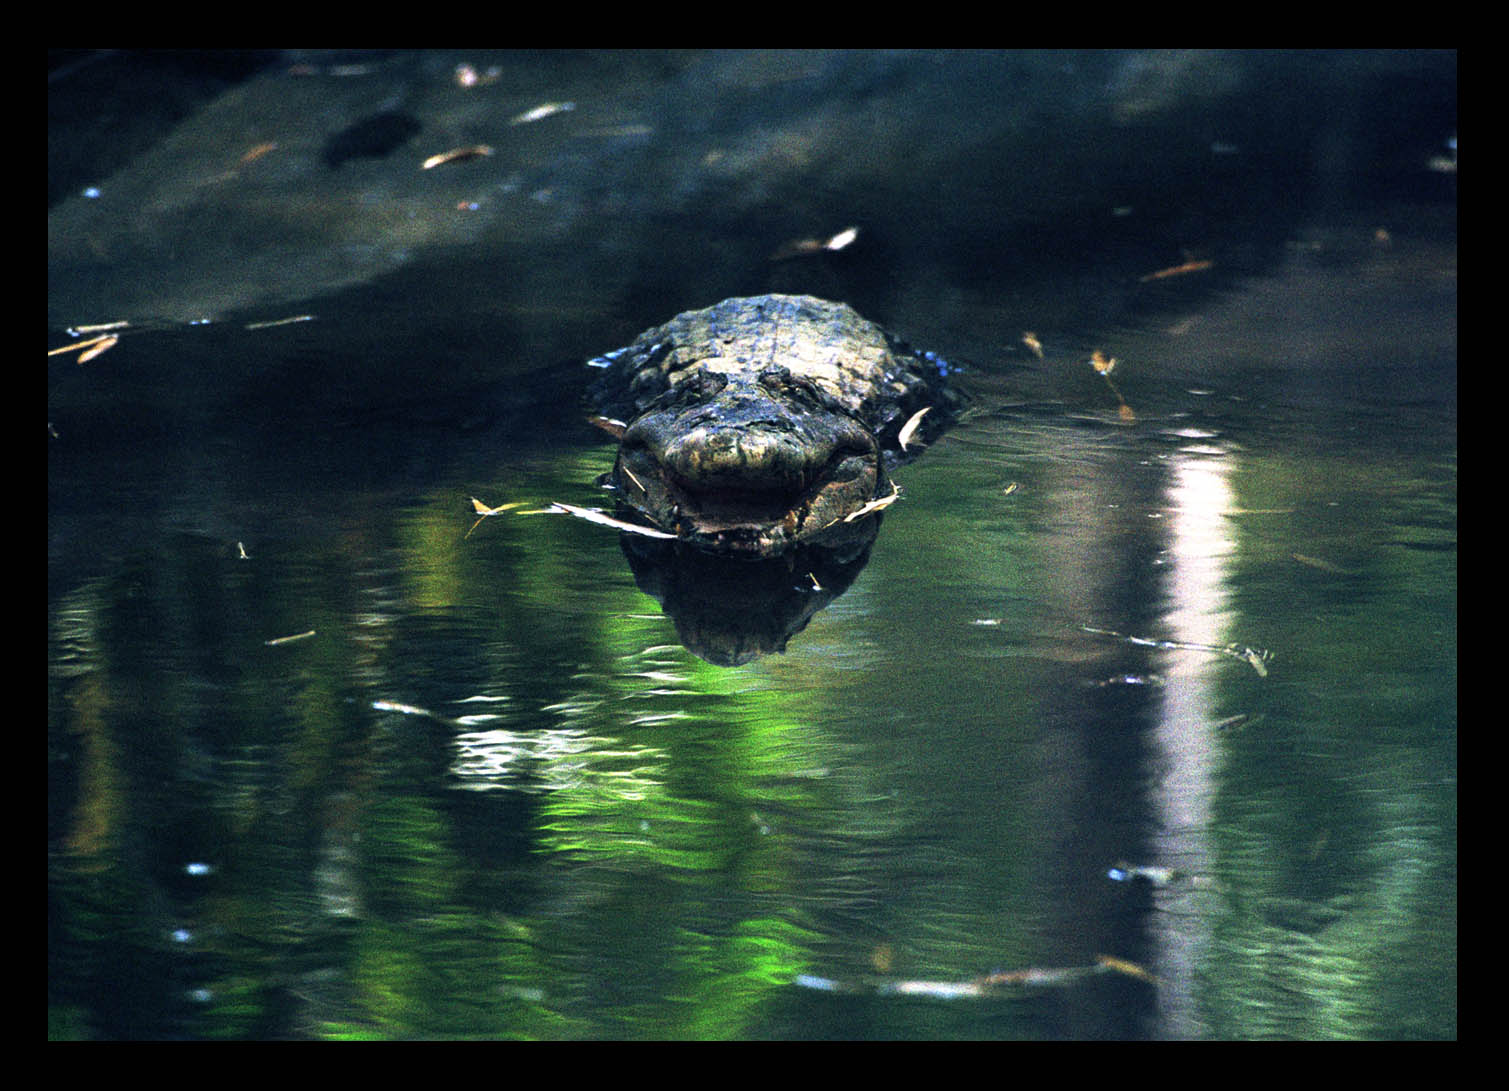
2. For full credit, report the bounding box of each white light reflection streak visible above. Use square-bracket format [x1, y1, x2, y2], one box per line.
[1152, 445, 1236, 1038]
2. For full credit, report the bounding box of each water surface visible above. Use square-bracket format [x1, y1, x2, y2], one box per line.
[49, 50, 1455, 1040]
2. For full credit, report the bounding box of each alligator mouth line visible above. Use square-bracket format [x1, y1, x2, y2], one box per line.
[614, 443, 884, 553]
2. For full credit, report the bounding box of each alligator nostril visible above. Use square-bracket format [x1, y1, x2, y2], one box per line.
[662, 425, 814, 492]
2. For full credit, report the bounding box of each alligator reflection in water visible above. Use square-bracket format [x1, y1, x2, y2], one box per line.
[617, 518, 879, 666]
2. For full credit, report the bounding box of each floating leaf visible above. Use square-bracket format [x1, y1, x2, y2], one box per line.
[549, 502, 678, 540]
[465, 497, 525, 539]
[843, 482, 902, 523]
[1213, 713, 1256, 733]
[1139, 257, 1213, 283]
[1095, 955, 1162, 986]
[978, 965, 1092, 988]
[771, 225, 860, 261]
[471, 497, 523, 516]
[510, 102, 575, 125]
[421, 145, 494, 170]
[897, 406, 930, 451]
[1087, 350, 1135, 419]
[75, 335, 119, 364]
[792, 950, 1158, 998]
[881, 980, 986, 999]
[823, 226, 859, 251]
[49, 333, 115, 359]
[1081, 625, 1273, 677]
[1292, 552, 1362, 575]
[264, 629, 316, 647]
[239, 141, 279, 164]
[244, 314, 314, 330]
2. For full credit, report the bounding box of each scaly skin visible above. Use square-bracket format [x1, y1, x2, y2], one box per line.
[588, 294, 959, 555]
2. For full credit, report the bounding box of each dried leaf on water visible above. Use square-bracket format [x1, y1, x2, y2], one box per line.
[978, 965, 1093, 988]
[823, 226, 860, 251]
[239, 142, 279, 164]
[1238, 647, 1270, 678]
[244, 314, 315, 330]
[421, 145, 494, 170]
[75, 335, 118, 364]
[371, 699, 431, 717]
[1292, 552, 1362, 576]
[1139, 257, 1213, 283]
[880, 980, 987, 999]
[264, 629, 316, 647]
[1088, 350, 1134, 420]
[371, 699, 470, 729]
[49, 333, 117, 361]
[770, 225, 860, 261]
[898, 407, 930, 451]
[471, 498, 524, 516]
[1081, 625, 1273, 678]
[465, 497, 526, 539]
[1095, 955, 1162, 986]
[1213, 712, 1257, 733]
[510, 102, 575, 125]
[548, 502, 678, 540]
[794, 951, 1160, 998]
[843, 482, 903, 523]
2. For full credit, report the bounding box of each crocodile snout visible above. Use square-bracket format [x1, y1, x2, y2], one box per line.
[614, 392, 883, 553]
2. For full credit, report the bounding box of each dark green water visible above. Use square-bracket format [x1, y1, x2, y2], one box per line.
[49, 51, 1455, 1040]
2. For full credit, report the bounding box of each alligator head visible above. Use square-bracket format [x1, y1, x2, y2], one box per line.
[610, 366, 887, 555]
